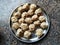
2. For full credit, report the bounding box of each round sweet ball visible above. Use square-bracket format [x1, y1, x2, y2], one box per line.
[34, 20, 40, 25]
[12, 22, 19, 29]
[40, 22, 48, 29]
[13, 12, 21, 18]
[22, 12, 29, 18]
[22, 3, 29, 10]
[35, 28, 43, 37]
[16, 28, 23, 37]
[25, 18, 32, 24]
[39, 16, 46, 22]
[20, 23, 28, 30]
[28, 9, 34, 16]
[29, 24, 35, 31]
[19, 18, 24, 24]
[35, 8, 42, 15]
[32, 15, 38, 21]
[30, 4, 36, 10]
[11, 16, 17, 22]
[18, 6, 24, 13]
[24, 31, 31, 39]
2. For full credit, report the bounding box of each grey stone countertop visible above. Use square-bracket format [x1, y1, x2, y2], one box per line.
[0, 0, 60, 45]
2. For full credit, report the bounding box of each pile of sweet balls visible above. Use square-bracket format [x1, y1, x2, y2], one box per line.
[11, 3, 48, 39]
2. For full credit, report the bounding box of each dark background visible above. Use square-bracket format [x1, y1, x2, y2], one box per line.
[0, 0, 60, 45]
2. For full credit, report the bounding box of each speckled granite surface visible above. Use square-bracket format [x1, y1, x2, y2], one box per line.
[0, 0, 60, 45]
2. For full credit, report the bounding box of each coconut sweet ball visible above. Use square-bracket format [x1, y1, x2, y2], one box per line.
[19, 18, 24, 24]
[12, 22, 19, 29]
[40, 22, 48, 29]
[30, 4, 37, 11]
[21, 12, 29, 18]
[11, 16, 18, 23]
[18, 6, 24, 13]
[13, 12, 21, 18]
[32, 15, 38, 21]
[20, 23, 28, 30]
[28, 9, 34, 16]
[16, 28, 23, 37]
[29, 24, 35, 32]
[39, 16, 46, 22]
[34, 20, 40, 26]
[35, 28, 43, 37]
[35, 8, 42, 14]
[35, 8, 42, 16]
[25, 17, 32, 24]
[22, 3, 29, 10]
[24, 31, 31, 38]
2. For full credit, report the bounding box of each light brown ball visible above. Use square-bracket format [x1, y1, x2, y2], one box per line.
[11, 16, 17, 22]
[35, 8, 42, 15]
[12, 22, 19, 29]
[35, 28, 43, 37]
[19, 18, 24, 24]
[24, 31, 31, 38]
[16, 28, 23, 37]
[25, 18, 32, 24]
[20, 23, 28, 30]
[29, 24, 35, 31]
[34, 20, 40, 25]
[13, 12, 21, 18]
[30, 4, 36, 10]
[22, 3, 29, 10]
[21, 12, 29, 18]
[18, 7, 24, 13]
[28, 9, 34, 16]
[32, 15, 38, 21]
[40, 22, 48, 29]
[39, 16, 46, 22]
